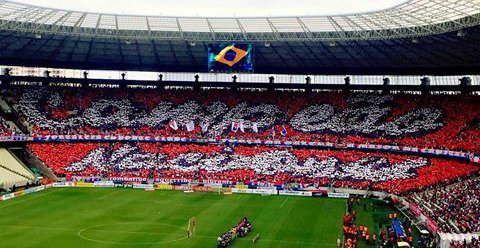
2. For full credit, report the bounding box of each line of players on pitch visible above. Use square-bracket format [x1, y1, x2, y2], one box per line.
[217, 217, 253, 248]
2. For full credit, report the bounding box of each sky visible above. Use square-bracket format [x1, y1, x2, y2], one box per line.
[15, 0, 409, 17]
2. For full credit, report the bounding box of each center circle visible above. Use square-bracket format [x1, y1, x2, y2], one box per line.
[77, 222, 189, 245]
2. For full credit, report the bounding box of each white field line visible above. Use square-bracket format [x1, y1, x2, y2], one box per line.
[97, 189, 121, 200]
[280, 198, 288, 209]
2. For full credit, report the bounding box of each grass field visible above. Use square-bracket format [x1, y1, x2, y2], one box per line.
[0, 188, 406, 248]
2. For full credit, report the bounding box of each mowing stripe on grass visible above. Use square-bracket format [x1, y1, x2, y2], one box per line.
[0, 222, 339, 247]
[0, 224, 78, 231]
[0, 190, 55, 210]
[0, 188, 347, 248]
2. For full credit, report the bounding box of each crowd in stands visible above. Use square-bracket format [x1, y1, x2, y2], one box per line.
[217, 217, 252, 247]
[411, 177, 480, 233]
[450, 237, 479, 248]
[4, 86, 479, 153]
[28, 143, 479, 194]
[0, 115, 18, 136]
[417, 233, 436, 248]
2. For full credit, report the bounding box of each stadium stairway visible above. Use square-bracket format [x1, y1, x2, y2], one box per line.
[10, 147, 58, 181]
[0, 148, 35, 190]
[0, 96, 30, 134]
[0, 97, 12, 114]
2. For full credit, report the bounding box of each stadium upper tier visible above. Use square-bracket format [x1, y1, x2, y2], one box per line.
[0, 0, 480, 41]
[4, 87, 480, 153]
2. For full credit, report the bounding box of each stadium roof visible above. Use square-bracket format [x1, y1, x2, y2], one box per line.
[11, 0, 410, 18]
[0, 0, 479, 75]
[0, 0, 479, 41]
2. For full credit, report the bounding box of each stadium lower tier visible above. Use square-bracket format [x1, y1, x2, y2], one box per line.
[29, 143, 480, 194]
[6, 87, 480, 153]
[409, 177, 480, 233]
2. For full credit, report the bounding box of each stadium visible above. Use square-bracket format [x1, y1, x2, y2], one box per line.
[0, 0, 479, 247]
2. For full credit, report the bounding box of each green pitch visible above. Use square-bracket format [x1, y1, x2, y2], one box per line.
[0, 188, 382, 248]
